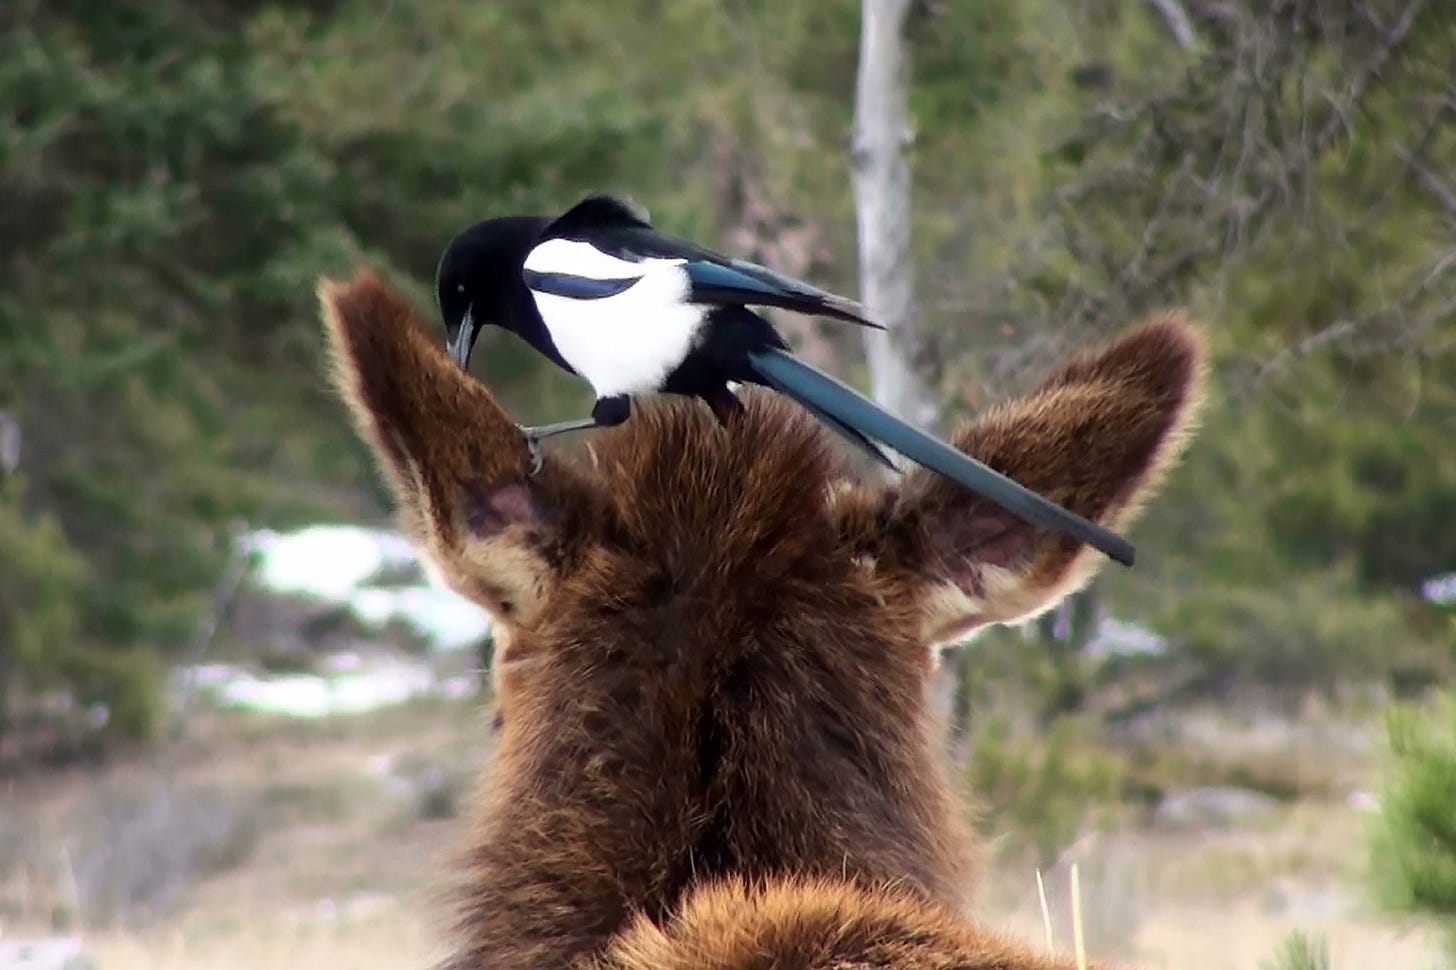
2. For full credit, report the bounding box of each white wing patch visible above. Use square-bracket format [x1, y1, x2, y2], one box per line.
[523, 238, 705, 398]
[524, 238, 654, 281]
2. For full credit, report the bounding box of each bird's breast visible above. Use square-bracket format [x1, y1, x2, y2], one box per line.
[528, 266, 705, 398]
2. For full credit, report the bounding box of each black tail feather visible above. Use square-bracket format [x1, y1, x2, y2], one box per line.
[745, 348, 1137, 567]
[746, 362, 898, 471]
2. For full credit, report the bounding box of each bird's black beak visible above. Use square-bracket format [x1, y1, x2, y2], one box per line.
[448, 304, 477, 370]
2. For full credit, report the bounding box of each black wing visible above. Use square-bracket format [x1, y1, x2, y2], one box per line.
[541, 194, 882, 329]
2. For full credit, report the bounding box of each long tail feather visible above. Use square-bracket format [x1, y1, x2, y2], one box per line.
[748, 361, 898, 470]
[746, 348, 1137, 567]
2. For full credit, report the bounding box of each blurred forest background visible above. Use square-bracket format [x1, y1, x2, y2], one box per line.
[3, 0, 1456, 967]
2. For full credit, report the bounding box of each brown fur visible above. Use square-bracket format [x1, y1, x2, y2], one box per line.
[589, 877, 1116, 970]
[316, 267, 1206, 970]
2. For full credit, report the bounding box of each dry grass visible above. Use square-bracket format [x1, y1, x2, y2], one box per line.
[1, 697, 1446, 969]
[88, 900, 444, 970]
[1001, 789, 1453, 967]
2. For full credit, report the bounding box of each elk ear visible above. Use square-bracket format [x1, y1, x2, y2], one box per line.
[894, 313, 1207, 645]
[317, 267, 603, 629]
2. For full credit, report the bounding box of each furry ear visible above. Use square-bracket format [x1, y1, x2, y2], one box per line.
[893, 313, 1207, 645]
[317, 267, 603, 628]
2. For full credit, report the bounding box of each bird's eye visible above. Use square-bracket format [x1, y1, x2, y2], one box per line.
[456, 284, 465, 293]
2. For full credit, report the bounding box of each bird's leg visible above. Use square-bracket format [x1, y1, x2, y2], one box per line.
[704, 385, 746, 427]
[515, 418, 598, 473]
[516, 395, 631, 474]
[590, 394, 632, 427]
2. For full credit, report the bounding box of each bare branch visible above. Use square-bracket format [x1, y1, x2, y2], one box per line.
[1145, 0, 1199, 49]
[970, 0, 1447, 390]
[1394, 143, 1456, 220]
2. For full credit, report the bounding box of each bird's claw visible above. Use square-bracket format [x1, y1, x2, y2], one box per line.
[522, 433, 544, 477]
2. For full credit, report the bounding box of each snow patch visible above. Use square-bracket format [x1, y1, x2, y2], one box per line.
[239, 525, 417, 600]
[1085, 616, 1168, 659]
[172, 655, 476, 719]
[1421, 571, 1456, 607]
[1010, 614, 1168, 658]
[237, 524, 491, 651]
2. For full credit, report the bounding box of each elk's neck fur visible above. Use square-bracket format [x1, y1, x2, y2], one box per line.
[458, 397, 976, 968]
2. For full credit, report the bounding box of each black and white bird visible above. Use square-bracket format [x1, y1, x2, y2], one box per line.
[435, 193, 1136, 566]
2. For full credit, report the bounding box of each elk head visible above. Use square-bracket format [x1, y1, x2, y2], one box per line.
[318, 267, 1205, 970]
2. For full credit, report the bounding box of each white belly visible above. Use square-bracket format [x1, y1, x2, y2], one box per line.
[525, 244, 705, 397]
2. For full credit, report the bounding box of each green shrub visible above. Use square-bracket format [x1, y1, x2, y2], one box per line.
[1260, 930, 1331, 970]
[0, 474, 163, 742]
[1367, 690, 1456, 957]
[0, 474, 84, 717]
[966, 714, 1129, 867]
[1159, 562, 1448, 695]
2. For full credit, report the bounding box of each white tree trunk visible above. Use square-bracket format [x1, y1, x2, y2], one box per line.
[851, 0, 937, 430]
[0, 410, 19, 473]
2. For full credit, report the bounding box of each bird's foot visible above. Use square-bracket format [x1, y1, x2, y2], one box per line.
[518, 429, 545, 476]
[514, 416, 603, 476]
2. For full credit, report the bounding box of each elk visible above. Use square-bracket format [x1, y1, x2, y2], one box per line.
[317, 267, 1205, 970]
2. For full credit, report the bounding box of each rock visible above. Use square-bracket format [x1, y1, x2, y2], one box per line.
[0, 938, 97, 970]
[1260, 878, 1357, 919]
[1346, 789, 1380, 812]
[1153, 785, 1279, 830]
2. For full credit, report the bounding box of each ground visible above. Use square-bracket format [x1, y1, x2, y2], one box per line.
[0, 695, 1444, 970]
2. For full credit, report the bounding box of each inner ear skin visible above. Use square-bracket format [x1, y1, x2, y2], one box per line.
[935, 508, 1026, 573]
[464, 482, 546, 540]
[423, 452, 618, 632]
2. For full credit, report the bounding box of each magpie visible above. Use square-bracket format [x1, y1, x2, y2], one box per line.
[435, 193, 1136, 566]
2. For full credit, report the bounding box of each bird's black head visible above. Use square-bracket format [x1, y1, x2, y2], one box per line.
[435, 214, 551, 370]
